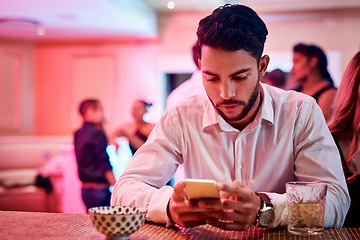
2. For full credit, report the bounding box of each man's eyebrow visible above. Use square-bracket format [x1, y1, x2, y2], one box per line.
[202, 70, 218, 76]
[202, 68, 251, 77]
[230, 68, 251, 77]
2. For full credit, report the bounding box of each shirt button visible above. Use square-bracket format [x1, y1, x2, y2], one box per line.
[238, 164, 243, 169]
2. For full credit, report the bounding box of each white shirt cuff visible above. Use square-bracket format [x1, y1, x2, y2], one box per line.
[147, 185, 174, 226]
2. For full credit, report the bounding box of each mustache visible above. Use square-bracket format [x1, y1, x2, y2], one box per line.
[216, 99, 245, 107]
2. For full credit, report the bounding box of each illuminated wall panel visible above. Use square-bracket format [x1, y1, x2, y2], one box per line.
[0, 40, 34, 136]
[0, 53, 21, 130]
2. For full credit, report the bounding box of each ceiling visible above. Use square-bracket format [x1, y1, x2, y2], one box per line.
[0, 0, 359, 41]
[0, 0, 158, 40]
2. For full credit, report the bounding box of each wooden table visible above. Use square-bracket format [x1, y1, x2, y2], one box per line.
[1, 210, 359, 239]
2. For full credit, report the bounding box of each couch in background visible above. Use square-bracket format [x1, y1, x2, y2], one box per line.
[0, 136, 85, 213]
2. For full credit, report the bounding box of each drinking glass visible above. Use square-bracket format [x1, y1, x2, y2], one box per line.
[286, 182, 327, 235]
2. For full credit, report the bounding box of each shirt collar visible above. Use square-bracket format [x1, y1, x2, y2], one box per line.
[202, 82, 274, 132]
[202, 99, 219, 129]
[260, 83, 275, 125]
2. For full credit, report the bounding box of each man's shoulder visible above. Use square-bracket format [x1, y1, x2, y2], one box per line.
[165, 94, 208, 119]
[74, 125, 86, 136]
[265, 84, 315, 107]
[75, 123, 103, 138]
[171, 94, 207, 109]
[262, 84, 319, 124]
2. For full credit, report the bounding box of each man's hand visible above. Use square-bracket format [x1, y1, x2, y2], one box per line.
[168, 181, 218, 228]
[167, 180, 262, 231]
[203, 180, 262, 231]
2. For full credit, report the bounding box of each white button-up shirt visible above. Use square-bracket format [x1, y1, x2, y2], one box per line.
[111, 83, 350, 228]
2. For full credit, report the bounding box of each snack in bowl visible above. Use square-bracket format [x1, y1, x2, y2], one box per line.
[88, 206, 147, 239]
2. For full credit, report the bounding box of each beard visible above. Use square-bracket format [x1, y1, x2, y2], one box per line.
[210, 79, 260, 122]
[238, 80, 260, 120]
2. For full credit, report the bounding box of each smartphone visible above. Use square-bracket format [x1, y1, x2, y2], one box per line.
[184, 179, 220, 200]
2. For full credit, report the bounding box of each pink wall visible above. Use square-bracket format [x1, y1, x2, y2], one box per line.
[34, 39, 164, 136]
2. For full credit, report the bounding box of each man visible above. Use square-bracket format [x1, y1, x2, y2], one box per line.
[111, 4, 349, 231]
[166, 44, 205, 110]
[74, 99, 116, 209]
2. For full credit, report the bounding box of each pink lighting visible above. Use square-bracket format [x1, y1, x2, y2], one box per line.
[0, 0, 360, 217]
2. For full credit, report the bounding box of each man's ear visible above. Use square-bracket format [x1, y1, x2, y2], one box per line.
[198, 58, 202, 70]
[259, 55, 270, 77]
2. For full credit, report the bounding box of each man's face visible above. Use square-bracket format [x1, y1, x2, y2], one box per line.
[291, 52, 312, 83]
[89, 104, 104, 125]
[200, 46, 267, 122]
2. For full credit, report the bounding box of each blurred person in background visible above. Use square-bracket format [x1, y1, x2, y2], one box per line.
[166, 44, 205, 110]
[74, 99, 116, 210]
[328, 51, 360, 227]
[292, 43, 336, 121]
[261, 68, 286, 89]
[113, 99, 155, 155]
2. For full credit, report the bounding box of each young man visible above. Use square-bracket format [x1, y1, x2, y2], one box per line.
[111, 4, 349, 230]
[74, 99, 115, 210]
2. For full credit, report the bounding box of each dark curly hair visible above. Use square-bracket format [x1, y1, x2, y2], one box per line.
[196, 4, 268, 63]
[79, 99, 100, 117]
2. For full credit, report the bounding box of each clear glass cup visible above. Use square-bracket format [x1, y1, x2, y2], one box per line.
[286, 182, 327, 235]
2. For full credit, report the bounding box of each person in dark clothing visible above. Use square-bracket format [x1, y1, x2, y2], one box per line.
[129, 130, 148, 155]
[113, 99, 155, 155]
[291, 43, 336, 122]
[74, 99, 116, 210]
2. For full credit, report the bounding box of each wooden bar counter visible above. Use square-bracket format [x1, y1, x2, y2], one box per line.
[1, 210, 359, 239]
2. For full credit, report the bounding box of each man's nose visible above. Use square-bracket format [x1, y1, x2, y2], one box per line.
[220, 80, 236, 100]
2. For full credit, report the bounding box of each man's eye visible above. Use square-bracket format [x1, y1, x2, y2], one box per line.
[206, 76, 218, 81]
[233, 76, 246, 80]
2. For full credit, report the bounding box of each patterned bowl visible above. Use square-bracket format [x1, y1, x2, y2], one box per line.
[88, 206, 147, 240]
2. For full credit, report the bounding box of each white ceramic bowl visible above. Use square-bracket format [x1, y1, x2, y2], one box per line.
[88, 206, 147, 239]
